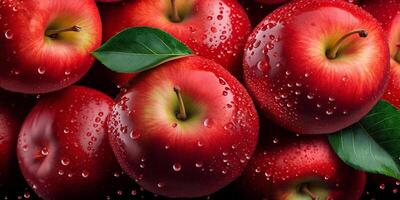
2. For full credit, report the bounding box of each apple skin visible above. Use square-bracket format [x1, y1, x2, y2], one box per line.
[236, 121, 366, 200]
[0, 0, 102, 94]
[360, 0, 400, 109]
[99, 0, 251, 80]
[108, 56, 259, 198]
[243, 0, 390, 134]
[16, 86, 126, 200]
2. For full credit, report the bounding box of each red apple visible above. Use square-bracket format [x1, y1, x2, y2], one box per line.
[0, 0, 102, 94]
[108, 56, 259, 198]
[17, 86, 122, 200]
[243, 0, 390, 134]
[360, 0, 400, 109]
[236, 121, 366, 200]
[99, 0, 251, 82]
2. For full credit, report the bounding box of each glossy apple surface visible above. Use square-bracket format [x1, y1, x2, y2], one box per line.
[17, 86, 122, 200]
[236, 121, 366, 200]
[360, 0, 400, 108]
[108, 56, 259, 198]
[243, 0, 390, 134]
[0, 0, 101, 94]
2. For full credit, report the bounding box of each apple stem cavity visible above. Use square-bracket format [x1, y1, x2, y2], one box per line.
[170, 0, 181, 22]
[326, 29, 368, 59]
[45, 25, 81, 38]
[174, 86, 187, 120]
[300, 184, 320, 200]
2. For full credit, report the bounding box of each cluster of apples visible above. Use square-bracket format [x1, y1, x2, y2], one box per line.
[0, 0, 399, 199]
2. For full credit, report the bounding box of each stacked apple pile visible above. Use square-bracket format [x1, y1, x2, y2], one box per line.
[1, 0, 400, 200]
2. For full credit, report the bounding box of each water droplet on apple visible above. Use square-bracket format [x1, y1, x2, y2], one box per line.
[81, 170, 89, 178]
[171, 123, 177, 128]
[61, 158, 70, 166]
[58, 170, 64, 176]
[219, 78, 226, 85]
[203, 118, 213, 128]
[326, 109, 334, 115]
[157, 182, 165, 188]
[4, 29, 13, 39]
[307, 94, 314, 100]
[173, 163, 182, 172]
[379, 183, 385, 190]
[255, 167, 261, 173]
[328, 97, 335, 102]
[22, 191, 30, 200]
[266, 43, 274, 50]
[255, 60, 268, 77]
[197, 141, 203, 147]
[129, 130, 141, 140]
[37, 67, 46, 75]
[272, 138, 279, 144]
[222, 91, 228, 96]
[41, 147, 49, 156]
[195, 162, 203, 168]
[63, 127, 70, 134]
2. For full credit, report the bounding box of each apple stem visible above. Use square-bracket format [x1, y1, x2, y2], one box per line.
[170, 0, 181, 22]
[174, 86, 187, 120]
[45, 25, 81, 38]
[300, 184, 320, 200]
[326, 29, 368, 59]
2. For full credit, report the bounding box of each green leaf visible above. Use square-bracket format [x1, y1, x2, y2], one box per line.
[329, 100, 400, 179]
[92, 27, 192, 73]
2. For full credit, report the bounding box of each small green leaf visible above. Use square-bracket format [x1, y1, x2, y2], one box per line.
[92, 27, 192, 73]
[329, 100, 400, 179]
